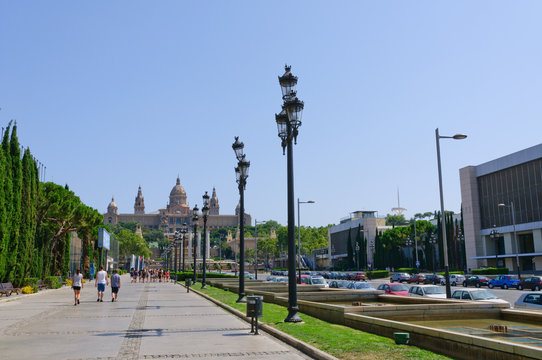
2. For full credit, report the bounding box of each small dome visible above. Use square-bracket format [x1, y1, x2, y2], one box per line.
[108, 197, 118, 214]
[108, 197, 117, 209]
[170, 176, 186, 196]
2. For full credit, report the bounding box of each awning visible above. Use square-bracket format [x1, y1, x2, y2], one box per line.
[471, 252, 542, 260]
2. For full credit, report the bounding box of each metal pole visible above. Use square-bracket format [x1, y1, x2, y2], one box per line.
[255, 220, 258, 280]
[414, 219, 419, 269]
[511, 201, 521, 279]
[285, 121, 301, 322]
[193, 225, 197, 284]
[182, 232, 185, 272]
[297, 199, 302, 281]
[436, 128, 452, 298]
[237, 183, 246, 302]
[202, 214, 207, 289]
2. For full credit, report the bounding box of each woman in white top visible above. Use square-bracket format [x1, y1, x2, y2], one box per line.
[72, 268, 83, 306]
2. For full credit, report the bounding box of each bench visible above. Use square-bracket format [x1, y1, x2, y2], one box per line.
[0, 282, 21, 296]
[37, 279, 46, 290]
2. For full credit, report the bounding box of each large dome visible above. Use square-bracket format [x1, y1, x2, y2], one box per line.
[170, 176, 186, 196]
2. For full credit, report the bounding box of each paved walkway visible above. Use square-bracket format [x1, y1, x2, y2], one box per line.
[0, 275, 311, 359]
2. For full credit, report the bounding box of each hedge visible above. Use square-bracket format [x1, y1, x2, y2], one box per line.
[23, 277, 40, 286]
[367, 270, 389, 279]
[396, 268, 418, 274]
[173, 271, 237, 281]
[436, 271, 464, 275]
[44, 276, 62, 289]
[472, 267, 509, 275]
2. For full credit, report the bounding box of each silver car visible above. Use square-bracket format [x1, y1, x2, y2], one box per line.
[440, 274, 465, 286]
[514, 292, 542, 311]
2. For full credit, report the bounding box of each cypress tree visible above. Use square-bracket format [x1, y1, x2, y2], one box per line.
[355, 225, 361, 269]
[0, 122, 13, 282]
[7, 124, 22, 283]
[0, 131, 6, 281]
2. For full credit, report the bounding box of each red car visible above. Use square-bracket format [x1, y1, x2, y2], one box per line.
[377, 283, 409, 296]
[347, 272, 366, 281]
[408, 274, 426, 284]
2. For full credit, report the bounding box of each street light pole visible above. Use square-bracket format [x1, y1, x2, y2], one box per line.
[192, 205, 199, 284]
[254, 220, 269, 280]
[201, 192, 210, 289]
[499, 202, 521, 279]
[297, 199, 315, 279]
[276, 65, 304, 323]
[232, 137, 250, 303]
[435, 128, 467, 298]
[181, 223, 188, 272]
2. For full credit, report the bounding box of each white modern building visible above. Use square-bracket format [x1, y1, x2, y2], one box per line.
[460, 143, 542, 274]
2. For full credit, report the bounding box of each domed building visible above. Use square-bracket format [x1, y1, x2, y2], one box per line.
[103, 176, 251, 262]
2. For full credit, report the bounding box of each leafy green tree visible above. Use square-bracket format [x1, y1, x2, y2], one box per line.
[385, 214, 406, 227]
[346, 228, 354, 269]
[117, 229, 151, 259]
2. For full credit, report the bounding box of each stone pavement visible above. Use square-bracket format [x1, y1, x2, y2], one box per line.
[0, 275, 311, 360]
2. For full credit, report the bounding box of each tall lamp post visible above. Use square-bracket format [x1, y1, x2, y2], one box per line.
[297, 199, 315, 279]
[276, 65, 304, 323]
[201, 192, 210, 289]
[405, 236, 413, 268]
[355, 242, 360, 271]
[489, 226, 499, 268]
[435, 128, 467, 298]
[254, 220, 269, 280]
[232, 137, 250, 303]
[181, 223, 188, 271]
[498, 202, 520, 279]
[192, 205, 199, 284]
[173, 231, 179, 274]
[429, 233, 437, 272]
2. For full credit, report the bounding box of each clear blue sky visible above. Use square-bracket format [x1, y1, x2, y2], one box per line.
[2, 2, 542, 227]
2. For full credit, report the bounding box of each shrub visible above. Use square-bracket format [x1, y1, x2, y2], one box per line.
[397, 268, 418, 274]
[472, 267, 509, 275]
[174, 271, 237, 281]
[436, 271, 464, 275]
[22, 286, 35, 294]
[65, 279, 72, 287]
[44, 276, 61, 289]
[367, 270, 389, 279]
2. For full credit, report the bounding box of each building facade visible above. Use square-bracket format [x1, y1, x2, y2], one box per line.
[460, 143, 542, 274]
[328, 211, 389, 269]
[103, 176, 251, 261]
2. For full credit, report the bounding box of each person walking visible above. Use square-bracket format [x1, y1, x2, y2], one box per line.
[110, 269, 121, 302]
[72, 268, 83, 305]
[95, 265, 109, 302]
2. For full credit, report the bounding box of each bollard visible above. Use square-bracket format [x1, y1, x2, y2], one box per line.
[185, 278, 191, 293]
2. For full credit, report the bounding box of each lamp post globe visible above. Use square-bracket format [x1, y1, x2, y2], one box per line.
[192, 205, 199, 284]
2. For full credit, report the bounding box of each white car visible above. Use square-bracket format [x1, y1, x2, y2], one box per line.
[451, 289, 509, 304]
[309, 276, 329, 288]
[514, 292, 542, 311]
[440, 274, 465, 286]
[408, 285, 446, 299]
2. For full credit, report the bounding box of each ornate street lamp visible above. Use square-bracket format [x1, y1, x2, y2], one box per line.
[201, 191, 210, 289]
[192, 205, 199, 284]
[174, 231, 179, 274]
[181, 223, 188, 271]
[276, 65, 304, 322]
[489, 226, 499, 268]
[405, 236, 413, 268]
[435, 128, 467, 298]
[429, 233, 438, 272]
[233, 137, 250, 303]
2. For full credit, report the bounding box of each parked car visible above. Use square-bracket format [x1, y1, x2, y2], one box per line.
[462, 275, 490, 288]
[377, 283, 409, 296]
[298, 275, 311, 284]
[346, 281, 375, 290]
[347, 272, 366, 281]
[424, 274, 445, 285]
[408, 285, 447, 298]
[440, 274, 466, 286]
[309, 275, 328, 288]
[451, 289, 508, 304]
[408, 274, 426, 284]
[390, 273, 410, 283]
[329, 280, 350, 289]
[266, 275, 277, 282]
[514, 292, 542, 310]
[488, 275, 520, 289]
[518, 276, 542, 291]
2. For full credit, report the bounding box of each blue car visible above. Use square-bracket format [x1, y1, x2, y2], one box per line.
[488, 275, 520, 289]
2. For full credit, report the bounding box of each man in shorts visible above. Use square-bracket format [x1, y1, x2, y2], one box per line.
[95, 265, 109, 302]
[110, 269, 121, 302]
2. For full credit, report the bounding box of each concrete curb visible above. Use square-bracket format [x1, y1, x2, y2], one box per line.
[184, 284, 338, 360]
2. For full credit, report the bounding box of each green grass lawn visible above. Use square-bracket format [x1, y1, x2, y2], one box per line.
[195, 285, 450, 360]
